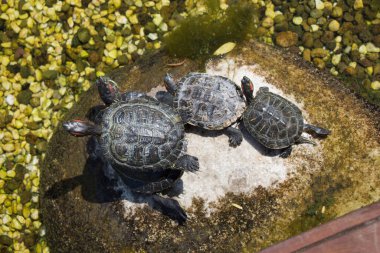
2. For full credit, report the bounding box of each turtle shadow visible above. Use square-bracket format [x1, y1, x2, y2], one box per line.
[184, 123, 283, 157]
[184, 125, 225, 138]
[238, 123, 285, 157]
[44, 135, 187, 224]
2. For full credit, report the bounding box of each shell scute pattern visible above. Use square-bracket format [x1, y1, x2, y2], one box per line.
[176, 73, 246, 130]
[101, 100, 184, 170]
[244, 91, 304, 149]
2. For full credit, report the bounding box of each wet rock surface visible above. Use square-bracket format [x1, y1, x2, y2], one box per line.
[40, 41, 380, 252]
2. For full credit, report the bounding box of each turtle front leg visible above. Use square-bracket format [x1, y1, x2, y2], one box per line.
[175, 155, 199, 172]
[304, 124, 331, 137]
[225, 126, 243, 147]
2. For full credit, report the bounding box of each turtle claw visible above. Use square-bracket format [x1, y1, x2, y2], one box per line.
[226, 126, 243, 147]
[228, 134, 243, 147]
[187, 157, 199, 172]
[279, 146, 292, 158]
[176, 155, 199, 172]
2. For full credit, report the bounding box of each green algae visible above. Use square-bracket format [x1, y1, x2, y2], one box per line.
[286, 176, 344, 235]
[163, 2, 258, 59]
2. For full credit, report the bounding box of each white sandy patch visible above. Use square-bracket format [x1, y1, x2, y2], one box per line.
[115, 55, 324, 215]
[178, 131, 289, 209]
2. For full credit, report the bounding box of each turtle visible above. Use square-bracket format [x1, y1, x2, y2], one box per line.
[62, 76, 199, 224]
[161, 72, 246, 147]
[240, 76, 331, 158]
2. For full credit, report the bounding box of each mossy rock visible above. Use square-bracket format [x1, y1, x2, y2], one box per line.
[40, 41, 380, 252]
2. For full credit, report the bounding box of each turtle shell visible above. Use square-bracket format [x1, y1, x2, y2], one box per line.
[99, 98, 185, 172]
[174, 72, 246, 130]
[243, 89, 304, 149]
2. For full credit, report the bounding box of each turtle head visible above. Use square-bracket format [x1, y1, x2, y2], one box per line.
[63, 119, 101, 137]
[241, 76, 254, 104]
[96, 76, 120, 105]
[164, 73, 177, 95]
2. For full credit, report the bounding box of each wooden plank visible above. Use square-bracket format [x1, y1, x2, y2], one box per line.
[303, 219, 380, 253]
[260, 201, 380, 253]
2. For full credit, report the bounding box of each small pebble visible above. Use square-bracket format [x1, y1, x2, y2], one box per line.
[152, 14, 163, 26]
[311, 24, 319, 32]
[262, 17, 274, 28]
[5, 95, 15, 105]
[371, 81, 380, 90]
[275, 31, 298, 48]
[331, 7, 343, 18]
[329, 20, 340, 32]
[0, 194, 6, 205]
[332, 54, 342, 65]
[303, 49, 311, 62]
[6, 170, 16, 178]
[42, 70, 59, 80]
[359, 45, 367, 54]
[313, 57, 325, 69]
[292, 17, 303, 25]
[77, 28, 91, 44]
[366, 43, 380, 53]
[147, 33, 158, 41]
[116, 16, 127, 25]
[11, 219, 22, 230]
[330, 67, 338, 76]
[315, 0, 324, 10]
[354, 0, 364, 10]
[108, 49, 118, 59]
[128, 14, 139, 25]
[29, 83, 41, 93]
[311, 48, 329, 58]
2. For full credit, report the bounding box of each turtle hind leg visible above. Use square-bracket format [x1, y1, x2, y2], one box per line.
[133, 179, 175, 194]
[304, 124, 331, 137]
[225, 126, 243, 147]
[150, 195, 187, 225]
[297, 136, 317, 146]
[175, 155, 199, 172]
[279, 146, 292, 158]
[133, 170, 183, 194]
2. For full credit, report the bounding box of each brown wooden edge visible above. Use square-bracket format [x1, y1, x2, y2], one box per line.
[260, 201, 380, 253]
